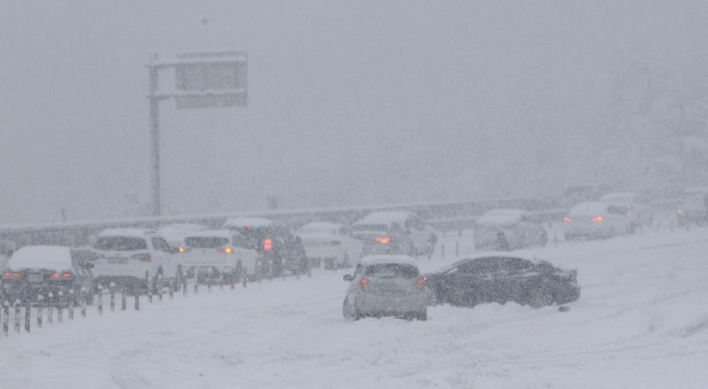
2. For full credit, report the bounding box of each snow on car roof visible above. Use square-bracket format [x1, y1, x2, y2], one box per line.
[360, 255, 418, 267]
[568, 202, 610, 216]
[297, 222, 341, 234]
[6, 245, 73, 272]
[354, 211, 413, 226]
[476, 209, 526, 224]
[157, 224, 207, 233]
[222, 218, 276, 229]
[600, 192, 636, 202]
[98, 228, 156, 238]
[436, 253, 544, 273]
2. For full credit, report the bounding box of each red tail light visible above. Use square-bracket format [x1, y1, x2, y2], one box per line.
[564, 217, 573, 222]
[131, 253, 152, 262]
[12, 272, 21, 278]
[592, 216, 603, 222]
[217, 247, 234, 254]
[2, 271, 13, 278]
[50, 273, 61, 279]
[264, 239, 273, 250]
[375, 237, 390, 244]
[178, 247, 191, 253]
[62, 272, 73, 279]
[416, 277, 425, 291]
[360, 278, 369, 291]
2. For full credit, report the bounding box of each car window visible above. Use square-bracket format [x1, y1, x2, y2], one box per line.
[231, 234, 254, 249]
[94, 237, 148, 251]
[184, 237, 229, 249]
[457, 258, 499, 274]
[151, 237, 172, 252]
[352, 264, 364, 278]
[498, 258, 533, 272]
[364, 263, 419, 279]
[607, 206, 628, 215]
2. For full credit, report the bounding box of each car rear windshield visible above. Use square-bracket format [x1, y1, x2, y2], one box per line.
[351, 224, 388, 232]
[364, 264, 419, 279]
[184, 237, 229, 249]
[94, 237, 148, 251]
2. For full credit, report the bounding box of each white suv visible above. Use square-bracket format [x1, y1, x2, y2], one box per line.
[90, 229, 179, 292]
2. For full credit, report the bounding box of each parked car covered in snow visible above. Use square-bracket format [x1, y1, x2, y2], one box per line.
[296, 222, 363, 269]
[2, 246, 96, 304]
[177, 230, 258, 283]
[342, 255, 427, 321]
[221, 218, 307, 278]
[677, 187, 708, 227]
[90, 229, 180, 292]
[600, 192, 654, 226]
[426, 254, 580, 308]
[473, 209, 547, 250]
[563, 201, 633, 240]
[350, 211, 437, 256]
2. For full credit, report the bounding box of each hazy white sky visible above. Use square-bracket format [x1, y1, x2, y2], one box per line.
[1, 1, 707, 224]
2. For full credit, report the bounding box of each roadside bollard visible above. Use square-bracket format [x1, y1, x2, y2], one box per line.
[455, 241, 459, 258]
[208, 277, 212, 293]
[14, 300, 21, 333]
[110, 282, 116, 312]
[183, 279, 187, 297]
[68, 289, 74, 320]
[231, 273, 236, 290]
[97, 285, 103, 315]
[194, 281, 199, 295]
[243, 270, 248, 288]
[24, 300, 30, 333]
[147, 284, 153, 303]
[168, 286, 173, 300]
[121, 288, 126, 311]
[220, 274, 224, 291]
[134, 284, 140, 311]
[2, 301, 8, 336]
[441, 244, 445, 260]
[81, 287, 87, 318]
[157, 286, 163, 302]
[37, 295, 43, 329]
[47, 293, 54, 324]
[57, 291, 63, 323]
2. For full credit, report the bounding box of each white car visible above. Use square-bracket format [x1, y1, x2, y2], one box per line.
[296, 222, 363, 269]
[600, 192, 654, 226]
[350, 212, 437, 256]
[563, 202, 633, 240]
[177, 230, 258, 283]
[157, 223, 208, 249]
[90, 229, 180, 292]
[342, 255, 428, 321]
[473, 209, 547, 250]
[677, 187, 708, 227]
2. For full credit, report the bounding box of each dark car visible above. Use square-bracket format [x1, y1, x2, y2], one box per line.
[426, 255, 580, 308]
[2, 245, 96, 304]
[221, 218, 307, 278]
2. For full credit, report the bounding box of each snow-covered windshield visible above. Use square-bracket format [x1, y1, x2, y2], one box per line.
[184, 237, 229, 249]
[94, 237, 148, 251]
[364, 263, 419, 279]
[298, 227, 337, 235]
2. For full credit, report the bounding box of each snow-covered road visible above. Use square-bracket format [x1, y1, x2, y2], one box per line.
[1, 223, 708, 388]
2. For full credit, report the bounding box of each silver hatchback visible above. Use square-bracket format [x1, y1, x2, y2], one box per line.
[342, 255, 427, 321]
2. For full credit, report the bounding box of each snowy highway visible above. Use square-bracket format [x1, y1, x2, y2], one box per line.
[1, 220, 707, 388]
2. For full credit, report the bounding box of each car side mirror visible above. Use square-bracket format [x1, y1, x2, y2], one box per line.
[342, 274, 353, 282]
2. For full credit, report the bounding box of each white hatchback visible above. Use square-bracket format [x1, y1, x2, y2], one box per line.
[177, 230, 258, 283]
[563, 202, 633, 240]
[90, 229, 180, 292]
[600, 192, 654, 226]
[296, 222, 363, 269]
[473, 209, 547, 250]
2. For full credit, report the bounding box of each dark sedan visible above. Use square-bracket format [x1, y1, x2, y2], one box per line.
[426, 255, 580, 308]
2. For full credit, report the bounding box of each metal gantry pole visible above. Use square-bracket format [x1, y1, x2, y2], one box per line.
[149, 65, 161, 217]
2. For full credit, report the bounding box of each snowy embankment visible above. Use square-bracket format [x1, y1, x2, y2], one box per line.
[1, 221, 708, 388]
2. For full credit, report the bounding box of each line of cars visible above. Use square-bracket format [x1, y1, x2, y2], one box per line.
[0, 211, 440, 303]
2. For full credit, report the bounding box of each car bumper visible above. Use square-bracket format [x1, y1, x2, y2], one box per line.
[355, 292, 428, 315]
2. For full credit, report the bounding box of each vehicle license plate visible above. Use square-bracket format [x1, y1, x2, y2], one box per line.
[28, 274, 43, 283]
[107, 257, 128, 264]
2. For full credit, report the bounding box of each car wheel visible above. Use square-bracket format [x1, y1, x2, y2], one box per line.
[529, 289, 554, 309]
[417, 310, 427, 321]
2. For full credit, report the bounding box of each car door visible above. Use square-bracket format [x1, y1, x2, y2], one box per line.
[449, 259, 497, 306]
[496, 257, 534, 303]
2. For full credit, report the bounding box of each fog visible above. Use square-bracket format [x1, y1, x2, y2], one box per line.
[1, 1, 707, 224]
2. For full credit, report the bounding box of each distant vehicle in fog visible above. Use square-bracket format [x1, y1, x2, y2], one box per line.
[350, 211, 437, 256]
[473, 209, 547, 250]
[677, 187, 708, 227]
[157, 224, 208, 249]
[599, 192, 654, 226]
[296, 222, 363, 269]
[221, 218, 307, 278]
[177, 230, 258, 283]
[563, 183, 614, 205]
[563, 202, 633, 240]
[342, 255, 427, 320]
[426, 254, 580, 308]
[2, 246, 96, 304]
[90, 229, 180, 292]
